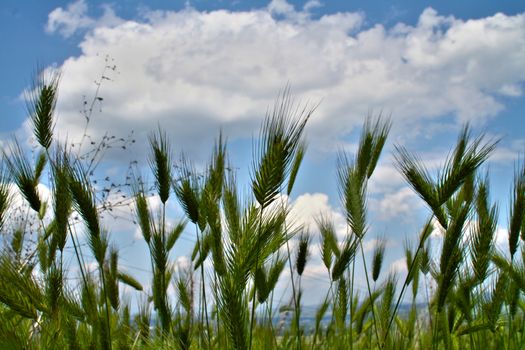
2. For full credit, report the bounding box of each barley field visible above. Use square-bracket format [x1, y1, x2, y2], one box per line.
[1, 71, 524, 350]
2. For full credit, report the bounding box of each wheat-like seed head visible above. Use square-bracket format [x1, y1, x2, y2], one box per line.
[26, 68, 60, 150]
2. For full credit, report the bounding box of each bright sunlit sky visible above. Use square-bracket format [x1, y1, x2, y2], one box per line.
[1, 0, 525, 306]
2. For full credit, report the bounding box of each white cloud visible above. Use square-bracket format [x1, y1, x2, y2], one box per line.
[499, 84, 522, 97]
[174, 255, 192, 274]
[430, 217, 445, 238]
[389, 257, 407, 274]
[38, 2, 525, 159]
[303, 1, 322, 13]
[373, 186, 423, 220]
[368, 163, 405, 194]
[489, 139, 525, 163]
[289, 192, 346, 234]
[46, 0, 123, 38]
[362, 238, 384, 253]
[268, 0, 295, 16]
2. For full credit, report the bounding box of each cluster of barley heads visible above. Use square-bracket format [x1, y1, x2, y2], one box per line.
[1, 71, 525, 350]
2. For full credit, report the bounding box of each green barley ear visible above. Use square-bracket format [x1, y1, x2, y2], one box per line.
[379, 273, 397, 337]
[117, 271, 143, 291]
[317, 215, 340, 267]
[176, 273, 192, 314]
[492, 253, 525, 292]
[174, 155, 200, 225]
[44, 264, 63, 317]
[205, 132, 226, 200]
[26, 68, 60, 150]
[136, 297, 151, 341]
[371, 237, 386, 282]
[404, 240, 415, 284]
[335, 277, 348, 329]
[337, 152, 367, 238]
[245, 207, 289, 269]
[68, 163, 105, 265]
[254, 266, 268, 304]
[267, 255, 286, 296]
[331, 239, 358, 281]
[509, 159, 525, 258]
[333, 119, 392, 281]
[0, 254, 44, 319]
[202, 164, 226, 275]
[61, 288, 84, 321]
[0, 162, 12, 232]
[150, 225, 171, 329]
[420, 243, 431, 275]
[354, 289, 380, 334]
[396, 125, 496, 231]
[483, 273, 507, 332]
[508, 278, 520, 317]
[166, 220, 186, 251]
[52, 148, 72, 252]
[106, 247, 120, 310]
[37, 232, 49, 272]
[34, 149, 47, 181]
[437, 125, 497, 206]
[132, 178, 152, 244]
[471, 175, 497, 282]
[4, 139, 42, 213]
[80, 271, 98, 324]
[252, 89, 312, 209]
[366, 116, 391, 179]
[11, 228, 24, 260]
[404, 240, 420, 299]
[296, 232, 310, 276]
[395, 147, 445, 228]
[149, 127, 172, 204]
[192, 232, 212, 269]
[287, 140, 307, 196]
[223, 171, 241, 242]
[355, 115, 391, 182]
[64, 316, 80, 349]
[437, 200, 470, 312]
[255, 256, 286, 304]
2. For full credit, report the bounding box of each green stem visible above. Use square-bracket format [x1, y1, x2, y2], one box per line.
[285, 232, 300, 349]
[100, 263, 113, 350]
[195, 224, 211, 349]
[359, 241, 381, 348]
[249, 204, 265, 350]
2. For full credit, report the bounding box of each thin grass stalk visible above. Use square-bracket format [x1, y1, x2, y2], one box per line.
[349, 257, 355, 350]
[249, 206, 265, 350]
[196, 224, 211, 349]
[77, 62, 111, 154]
[99, 263, 113, 350]
[359, 241, 381, 347]
[283, 214, 299, 349]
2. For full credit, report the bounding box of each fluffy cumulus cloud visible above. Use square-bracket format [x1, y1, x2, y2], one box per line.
[40, 0, 525, 158]
[288, 192, 346, 236]
[372, 186, 424, 220]
[46, 0, 123, 38]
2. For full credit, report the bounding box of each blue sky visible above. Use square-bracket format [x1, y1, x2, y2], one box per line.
[1, 0, 525, 304]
